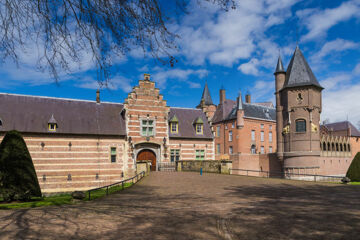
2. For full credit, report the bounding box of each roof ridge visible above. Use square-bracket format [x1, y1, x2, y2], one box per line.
[243, 102, 275, 109]
[0, 92, 123, 105]
[171, 107, 200, 110]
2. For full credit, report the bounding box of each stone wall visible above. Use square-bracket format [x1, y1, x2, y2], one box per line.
[176, 160, 230, 173]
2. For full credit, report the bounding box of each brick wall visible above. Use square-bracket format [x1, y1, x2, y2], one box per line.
[169, 138, 214, 160]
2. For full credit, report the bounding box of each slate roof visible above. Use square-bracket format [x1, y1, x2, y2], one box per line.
[0, 93, 126, 136]
[198, 82, 214, 106]
[212, 99, 276, 123]
[274, 55, 285, 74]
[324, 121, 360, 137]
[168, 108, 213, 139]
[282, 46, 323, 90]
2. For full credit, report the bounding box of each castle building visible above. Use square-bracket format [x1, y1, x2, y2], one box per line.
[0, 74, 214, 194]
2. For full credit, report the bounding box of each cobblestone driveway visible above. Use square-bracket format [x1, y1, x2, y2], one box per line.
[1, 172, 360, 240]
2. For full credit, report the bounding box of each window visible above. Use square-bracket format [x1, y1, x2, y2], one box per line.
[269, 146, 273, 153]
[229, 146, 233, 154]
[111, 147, 117, 162]
[261, 124, 264, 129]
[295, 119, 306, 132]
[261, 146, 265, 154]
[251, 145, 256, 154]
[196, 124, 203, 135]
[48, 123, 57, 131]
[232, 122, 235, 128]
[269, 125, 272, 130]
[216, 144, 221, 154]
[170, 149, 180, 162]
[225, 125, 228, 130]
[260, 131, 264, 142]
[195, 150, 205, 160]
[141, 119, 155, 136]
[251, 130, 255, 141]
[170, 122, 178, 134]
[0, 118, 2, 126]
[216, 126, 220, 137]
[269, 132, 273, 143]
[229, 131, 233, 142]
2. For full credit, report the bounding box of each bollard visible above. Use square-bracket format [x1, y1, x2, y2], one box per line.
[200, 168, 203, 176]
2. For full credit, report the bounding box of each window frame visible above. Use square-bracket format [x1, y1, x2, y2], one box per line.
[48, 123, 57, 132]
[195, 149, 205, 160]
[260, 131, 264, 142]
[229, 130, 233, 142]
[170, 122, 178, 134]
[170, 149, 180, 162]
[251, 130, 255, 141]
[295, 119, 306, 133]
[110, 147, 117, 163]
[141, 118, 156, 136]
[216, 144, 221, 154]
[260, 146, 265, 154]
[269, 132, 273, 143]
[196, 124, 203, 135]
[269, 146, 273, 153]
[229, 146, 233, 154]
[216, 126, 220, 137]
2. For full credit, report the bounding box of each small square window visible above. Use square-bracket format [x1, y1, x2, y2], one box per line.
[195, 150, 205, 160]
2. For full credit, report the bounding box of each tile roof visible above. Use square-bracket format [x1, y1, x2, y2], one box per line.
[212, 99, 276, 123]
[0, 93, 126, 136]
[282, 46, 323, 90]
[274, 55, 286, 74]
[324, 121, 360, 137]
[169, 108, 213, 139]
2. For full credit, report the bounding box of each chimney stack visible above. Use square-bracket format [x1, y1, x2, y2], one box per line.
[96, 89, 100, 104]
[144, 73, 150, 81]
[245, 93, 251, 103]
[220, 89, 226, 104]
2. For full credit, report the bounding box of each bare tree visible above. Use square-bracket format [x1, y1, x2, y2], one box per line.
[0, 0, 235, 86]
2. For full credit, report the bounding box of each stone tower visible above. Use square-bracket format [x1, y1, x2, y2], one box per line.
[197, 82, 216, 121]
[275, 46, 324, 174]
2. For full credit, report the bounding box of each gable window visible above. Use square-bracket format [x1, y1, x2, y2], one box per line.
[48, 114, 58, 132]
[141, 119, 155, 136]
[195, 150, 205, 160]
[295, 119, 306, 132]
[196, 124, 203, 134]
[229, 131, 233, 142]
[216, 144, 221, 154]
[110, 147, 117, 162]
[170, 122, 178, 134]
[216, 126, 220, 137]
[229, 146, 233, 154]
[170, 149, 180, 162]
[251, 130, 255, 141]
[260, 131, 264, 142]
[269, 132, 273, 142]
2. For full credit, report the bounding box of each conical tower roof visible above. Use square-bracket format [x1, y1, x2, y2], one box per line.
[199, 82, 214, 105]
[282, 46, 323, 90]
[237, 91, 243, 110]
[274, 55, 285, 74]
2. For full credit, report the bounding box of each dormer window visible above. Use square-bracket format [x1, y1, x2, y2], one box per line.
[48, 114, 58, 132]
[194, 117, 204, 135]
[169, 115, 179, 134]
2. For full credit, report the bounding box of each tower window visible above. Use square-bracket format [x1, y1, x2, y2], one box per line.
[295, 119, 306, 132]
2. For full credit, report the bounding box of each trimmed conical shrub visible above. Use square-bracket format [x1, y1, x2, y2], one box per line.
[0, 130, 41, 201]
[346, 152, 360, 182]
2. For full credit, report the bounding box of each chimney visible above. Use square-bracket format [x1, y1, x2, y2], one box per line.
[96, 89, 100, 103]
[245, 93, 251, 103]
[144, 73, 150, 81]
[220, 89, 226, 104]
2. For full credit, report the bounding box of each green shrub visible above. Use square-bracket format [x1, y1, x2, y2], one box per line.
[0, 130, 41, 201]
[346, 152, 360, 182]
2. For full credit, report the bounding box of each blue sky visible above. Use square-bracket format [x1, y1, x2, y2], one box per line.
[1, 0, 360, 125]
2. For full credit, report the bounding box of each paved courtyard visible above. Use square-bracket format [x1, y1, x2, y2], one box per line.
[1, 172, 360, 240]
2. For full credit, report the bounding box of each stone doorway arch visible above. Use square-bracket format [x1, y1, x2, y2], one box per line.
[137, 149, 156, 171]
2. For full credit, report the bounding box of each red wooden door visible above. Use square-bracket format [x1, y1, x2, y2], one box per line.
[137, 150, 156, 171]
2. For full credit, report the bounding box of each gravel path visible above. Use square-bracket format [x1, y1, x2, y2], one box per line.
[0, 172, 359, 240]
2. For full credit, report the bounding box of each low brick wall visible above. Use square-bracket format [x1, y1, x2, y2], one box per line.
[176, 160, 232, 174]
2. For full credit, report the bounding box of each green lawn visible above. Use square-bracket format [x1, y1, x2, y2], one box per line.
[349, 182, 360, 185]
[0, 182, 133, 210]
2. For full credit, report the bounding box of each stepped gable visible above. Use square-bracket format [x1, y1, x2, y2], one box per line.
[282, 46, 323, 90]
[0, 93, 126, 136]
[168, 107, 213, 139]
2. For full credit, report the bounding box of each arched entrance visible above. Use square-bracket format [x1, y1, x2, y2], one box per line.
[137, 149, 157, 171]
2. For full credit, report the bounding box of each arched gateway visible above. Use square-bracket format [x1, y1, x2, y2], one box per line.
[137, 149, 157, 171]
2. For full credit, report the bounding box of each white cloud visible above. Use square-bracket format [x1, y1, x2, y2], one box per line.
[311, 39, 358, 63]
[298, 1, 360, 41]
[76, 75, 133, 92]
[173, 0, 299, 67]
[151, 68, 208, 89]
[353, 63, 360, 75]
[238, 59, 260, 75]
